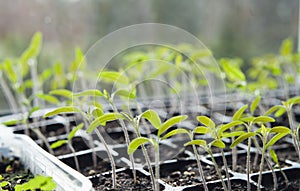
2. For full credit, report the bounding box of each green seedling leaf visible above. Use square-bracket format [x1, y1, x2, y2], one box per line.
[266, 133, 289, 149]
[87, 113, 125, 134]
[275, 107, 287, 117]
[68, 123, 84, 140]
[98, 71, 129, 85]
[240, 116, 255, 123]
[264, 105, 286, 116]
[194, 126, 209, 134]
[148, 63, 172, 79]
[39, 176, 56, 190]
[43, 106, 81, 117]
[39, 68, 52, 82]
[253, 116, 275, 123]
[36, 93, 59, 104]
[233, 104, 248, 121]
[269, 149, 279, 164]
[260, 124, 268, 137]
[211, 139, 226, 148]
[1, 181, 9, 187]
[269, 126, 291, 134]
[161, 128, 189, 140]
[220, 59, 245, 82]
[128, 137, 150, 154]
[3, 59, 17, 83]
[197, 116, 215, 128]
[113, 89, 136, 99]
[49, 89, 72, 98]
[158, 115, 188, 137]
[222, 131, 245, 138]
[184, 140, 207, 147]
[219, 121, 244, 133]
[20, 32, 42, 77]
[2, 119, 21, 126]
[15, 184, 23, 191]
[287, 96, 300, 106]
[120, 112, 133, 122]
[92, 108, 104, 118]
[24, 175, 56, 190]
[73, 89, 103, 97]
[50, 140, 68, 149]
[280, 38, 293, 56]
[175, 53, 183, 66]
[250, 96, 261, 115]
[230, 132, 256, 148]
[69, 47, 85, 73]
[28, 106, 40, 119]
[140, 110, 161, 129]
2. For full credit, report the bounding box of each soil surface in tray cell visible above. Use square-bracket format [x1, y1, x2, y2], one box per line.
[251, 168, 300, 191]
[51, 136, 90, 156]
[0, 157, 34, 191]
[59, 148, 126, 176]
[90, 169, 159, 191]
[158, 160, 229, 187]
[184, 179, 257, 191]
[212, 153, 290, 174]
[275, 143, 300, 162]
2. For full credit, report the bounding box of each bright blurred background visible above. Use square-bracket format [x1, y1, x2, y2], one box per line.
[0, 0, 299, 112]
[0, 0, 298, 63]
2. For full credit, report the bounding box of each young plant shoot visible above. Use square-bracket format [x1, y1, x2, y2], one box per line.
[185, 116, 244, 191]
[254, 124, 290, 191]
[128, 109, 188, 191]
[230, 102, 276, 191]
[265, 96, 300, 161]
[50, 123, 84, 171]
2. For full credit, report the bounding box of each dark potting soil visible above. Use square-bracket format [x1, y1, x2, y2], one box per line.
[213, 153, 289, 174]
[275, 145, 299, 162]
[82, 159, 113, 176]
[91, 170, 154, 191]
[161, 161, 227, 187]
[205, 182, 249, 191]
[0, 157, 34, 191]
[51, 137, 90, 156]
[262, 177, 300, 191]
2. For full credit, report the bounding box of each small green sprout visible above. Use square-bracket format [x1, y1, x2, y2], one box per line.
[128, 109, 188, 191]
[44, 102, 121, 189]
[50, 123, 84, 171]
[185, 116, 243, 191]
[255, 125, 290, 191]
[14, 175, 56, 191]
[229, 100, 275, 191]
[265, 95, 300, 161]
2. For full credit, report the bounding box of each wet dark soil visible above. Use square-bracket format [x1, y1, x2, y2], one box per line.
[90, 169, 155, 191]
[0, 157, 34, 191]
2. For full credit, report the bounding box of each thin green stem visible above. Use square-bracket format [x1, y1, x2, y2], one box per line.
[133, 122, 157, 191]
[257, 146, 266, 191]
[83, 117, 97, 168]
[265, 156, 277, 191]
[231, 136, 237, 172]
[192, 145, 208, 191]
[0, 73, 18, 114]
[154, 142, 160, 191]
[221, 149, 231, 191]
[246, 138, 251, 191]
[109, 100, 137, 183]
[32, 127, 54, 155]
[208, 150, 228, 191]
[68, 143, 80, 172]
[94, 128, 116, 189]
[287, 108, 300, 161]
